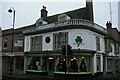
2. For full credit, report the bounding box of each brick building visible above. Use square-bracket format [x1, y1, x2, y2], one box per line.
[2, 24, 35, 74]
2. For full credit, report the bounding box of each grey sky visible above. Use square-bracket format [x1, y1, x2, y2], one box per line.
[0, 1, 119, 30]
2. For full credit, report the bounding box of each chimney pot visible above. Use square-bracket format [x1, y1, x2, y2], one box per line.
[106, 21, 112, 29]
[41, 6, 48, 18]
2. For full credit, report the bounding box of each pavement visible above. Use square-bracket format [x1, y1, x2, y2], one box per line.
[2, 72, 120, 80]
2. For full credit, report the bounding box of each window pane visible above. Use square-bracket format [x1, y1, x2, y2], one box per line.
[107, 58, 112, 71]
[54, 33, 68, 49]
[96, 36, 100, 51]
[30, 36, 42, 51]
[3, 38, 8, 48]
[97, 57, 100, 71]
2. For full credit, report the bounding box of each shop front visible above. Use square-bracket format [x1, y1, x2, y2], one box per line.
[24, 50, 95, 76]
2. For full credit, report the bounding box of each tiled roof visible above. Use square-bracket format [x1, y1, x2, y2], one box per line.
[38, 7, 86, 24]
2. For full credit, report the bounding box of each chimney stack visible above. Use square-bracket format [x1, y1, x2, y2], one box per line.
[86, 0, 94, 23]
[106, 21, 112, 29]
[41, 6, 48, 18]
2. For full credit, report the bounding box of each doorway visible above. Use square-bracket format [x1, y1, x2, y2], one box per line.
[48, 57, 54, 76]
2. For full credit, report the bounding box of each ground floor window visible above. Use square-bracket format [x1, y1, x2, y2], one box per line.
[115, 60, 119, 70]
[27, 57, 47, 71]
[26, 55, 91, 73]
[2, 56, 11, 72]
[56, 56, 66, 72]
[79, 57, 87, 72]
[56, 56, 90, 72]
[15, 56, 24, 70]
[69, 57, 78, 72]
[97, 56, 101, 72]
[107, 58, 112, 71]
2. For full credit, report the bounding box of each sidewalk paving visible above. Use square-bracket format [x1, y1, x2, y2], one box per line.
[2, 72, 120, 80]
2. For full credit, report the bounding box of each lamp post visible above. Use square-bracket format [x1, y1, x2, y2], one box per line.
[8, 7, 15, 75]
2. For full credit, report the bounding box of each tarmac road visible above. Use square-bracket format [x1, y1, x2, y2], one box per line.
[2, 72, 120, 80]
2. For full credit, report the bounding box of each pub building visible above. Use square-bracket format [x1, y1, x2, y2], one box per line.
[23, 0, 120, 76]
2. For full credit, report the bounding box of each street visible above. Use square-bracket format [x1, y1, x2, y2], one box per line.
[2, 72, 120, 80]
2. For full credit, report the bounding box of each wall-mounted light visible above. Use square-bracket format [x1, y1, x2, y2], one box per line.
[63, 59, 65, 61]
[71, 59, 74, 61]
[73, 57, 76, 60]
[48, 57, 54, 60]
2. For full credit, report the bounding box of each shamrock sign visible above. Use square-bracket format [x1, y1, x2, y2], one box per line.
[75, 36, 83, 47]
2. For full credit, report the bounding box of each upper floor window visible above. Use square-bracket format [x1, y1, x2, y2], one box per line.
[53, 32, 68, 49]
[3, 38, 8, 49]
[18, 36, 23, 40]
[105, 39, 112, 52]
[30, 36, 42, 51]
[58, 14, 71, 22]
[114, 42, 117, 53]
[114, 42, 119, 54]
[108, 40, 112, 52]
[107, 58, 112, 71]
[96, 36, 100, 51]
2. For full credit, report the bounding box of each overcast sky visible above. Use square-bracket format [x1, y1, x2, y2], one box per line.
[0, 0, 119, 30]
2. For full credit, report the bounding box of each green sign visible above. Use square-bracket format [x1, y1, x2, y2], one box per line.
[75, 36, 83, 47]
[81, 56, 85, 59]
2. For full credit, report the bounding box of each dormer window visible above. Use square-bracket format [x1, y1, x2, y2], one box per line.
[58, 14, 71, 22]
[38, 22, 43, 26]
[36, 18, 48, 26]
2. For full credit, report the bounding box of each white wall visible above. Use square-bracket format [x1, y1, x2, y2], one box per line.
[42, 33, 53, 51]
[69, 29, 96, 51]
[24, 28, 105, 53]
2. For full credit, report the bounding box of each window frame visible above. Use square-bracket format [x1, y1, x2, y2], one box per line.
[3, 38, 8, 49]
[96, 56, 101, 72]
[30, 36, 42, 51]
[107, 58, 112, 71]
[53, 32, 68, 50]
[96, 36, 100, 51]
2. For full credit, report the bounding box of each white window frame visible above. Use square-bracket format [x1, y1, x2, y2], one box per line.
[53, 32, 68, 49]
[30, 36, 42, 51]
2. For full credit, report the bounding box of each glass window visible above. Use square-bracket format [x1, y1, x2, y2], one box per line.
[108, 40, 112, 52]
[107, 58, 112, 71]
[114, 42, 117, 53]
[28, 57, 47, 71]
[96, 36, 100, 51]
[30, 36, 42, 51]
[97, 56, 101, 71]
[56, 56, 66, 72]
[54, 32, 68, 49]
[115, 60, 119, 70]
[69, 57, 78, 72]
[79, 57, 87, 72]
[104, 38, 107, 51]
[116, 43, 119, 54]
[58, 14, 67, 22]
[3, 38, 8, 48]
